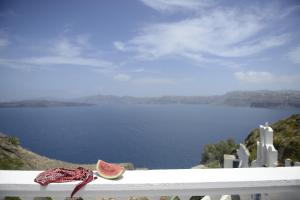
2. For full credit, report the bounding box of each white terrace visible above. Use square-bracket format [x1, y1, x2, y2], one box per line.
[1, 167, 300, 200]
[1, 123, 300, 200]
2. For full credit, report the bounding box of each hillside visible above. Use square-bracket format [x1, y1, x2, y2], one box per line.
[199, 114, 300, 168]
[222, 90, 300, 108]
[200, 139, 238, 168]
[0, 132, 134, 170]
[245, 114, 300, 164]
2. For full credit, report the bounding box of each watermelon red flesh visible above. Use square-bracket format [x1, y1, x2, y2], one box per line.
[96, 160, 125, 179]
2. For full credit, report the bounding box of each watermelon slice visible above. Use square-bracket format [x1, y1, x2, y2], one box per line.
[96, 160, 125, 179]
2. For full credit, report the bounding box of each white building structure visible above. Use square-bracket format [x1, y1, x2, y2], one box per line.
[223, 122, 282, 200]
[223, 154, 236, 168]
[237, 144, 250, 168]
[251, 123, 278, 167]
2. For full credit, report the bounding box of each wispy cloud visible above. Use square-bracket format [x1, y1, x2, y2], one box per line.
[53, 38, 81, 57]
[140, 0, 213, 12]
[234, 71, 300, 83]
[113, 74, 131, 81]
[133, 68, 145, 73]
[116, 7, 289, 61]
[0, 56, 114, 69]
[112, 73, 175, 85]
[132, 77, 175, 85]
[0, 35, 115, 70]
[278, 5, 300, 19]
[113, 41, 126, 51]
[75, 34, 90, 47]
[234, 71, 274, 83]
[51, 35, 91, 57]
[288, 45, 300, 64]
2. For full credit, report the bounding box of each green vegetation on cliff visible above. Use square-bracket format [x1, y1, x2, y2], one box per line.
[245, 114, 300, 164]
[200, 139, 238, 168]
[0, 135, 24, 169]
[201, 114, 300, 168]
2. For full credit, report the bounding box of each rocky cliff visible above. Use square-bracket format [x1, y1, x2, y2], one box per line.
[245, 114, 300, 164]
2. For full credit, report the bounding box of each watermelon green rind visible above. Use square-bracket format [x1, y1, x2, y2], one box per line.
[96, 160, 125, 179]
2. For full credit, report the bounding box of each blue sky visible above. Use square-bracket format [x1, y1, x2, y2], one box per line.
[0, 0, 300, 100]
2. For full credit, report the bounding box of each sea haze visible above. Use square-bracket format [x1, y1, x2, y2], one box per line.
[0, 104, 299, 169]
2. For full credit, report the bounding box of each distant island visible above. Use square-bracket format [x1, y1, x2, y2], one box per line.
[1, 90, 300, 108]
[0, 100, 93, 108]
[76, 90, 300, 108]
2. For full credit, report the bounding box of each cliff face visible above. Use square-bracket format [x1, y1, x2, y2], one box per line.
[77, 90, 300, 108]
[244, 114, 300, 164]
[0, 132, 134, 170]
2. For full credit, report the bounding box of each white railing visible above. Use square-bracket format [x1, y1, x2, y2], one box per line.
[1, 167, 300, 200]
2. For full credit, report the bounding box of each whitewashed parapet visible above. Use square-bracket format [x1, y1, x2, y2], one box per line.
[252, 123, 278, 167]
[1, 167, 300, 199]
[237, 144, 252, 200]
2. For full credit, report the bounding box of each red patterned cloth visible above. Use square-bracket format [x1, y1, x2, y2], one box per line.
[34, 167, 97, 197]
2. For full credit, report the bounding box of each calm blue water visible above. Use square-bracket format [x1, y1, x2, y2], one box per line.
[0, 104, 299, 169]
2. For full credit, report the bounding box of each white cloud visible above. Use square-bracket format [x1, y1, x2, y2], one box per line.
[216, 34, 289, 57]
[121, 8, 288, 61]
[76, 34, 90, 47]
[278, 5, 300, 19]
[288, 45, 300, 64]
[0, 56, 114, 69]
[234, 71, 300, 83]
[112, 73, 175, 85]
[53, 38, 81, 57]
[133, 68, 145, 73]
[113, 41, 126, 51]
[113, 74, 131, 81]
[234, 71, 274, 83]
[133, 77, 175, 85]
[140, 0, 213, 11]
[0, 35, 115, 70]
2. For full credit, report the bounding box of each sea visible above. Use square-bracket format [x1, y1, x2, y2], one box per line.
[0, 104, 299, 169]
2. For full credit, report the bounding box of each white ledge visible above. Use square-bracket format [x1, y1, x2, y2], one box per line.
[1, 167, 300, 197]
